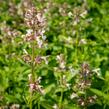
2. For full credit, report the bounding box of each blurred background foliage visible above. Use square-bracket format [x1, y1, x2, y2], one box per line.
[0, 0, 109, 109]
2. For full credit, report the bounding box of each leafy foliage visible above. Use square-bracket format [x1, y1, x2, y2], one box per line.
[0, 0, 109, 109]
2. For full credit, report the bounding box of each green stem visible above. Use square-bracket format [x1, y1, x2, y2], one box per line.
[103, 104, 106, 109]
[29, 38, 35, 109]
[38, 101, 40, 109]
[59, 89, 63, 109]
[84, 89, 87, 109]
[31, 40, 35, 82]
[29, 92, 33, 109]
[75, 32, 79, 65]
[59, 73, 63, 109]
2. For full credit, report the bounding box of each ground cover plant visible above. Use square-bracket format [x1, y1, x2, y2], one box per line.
[0, 0, 109, 109]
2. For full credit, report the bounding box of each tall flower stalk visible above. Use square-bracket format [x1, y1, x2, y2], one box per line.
[24, 6, 46, 109]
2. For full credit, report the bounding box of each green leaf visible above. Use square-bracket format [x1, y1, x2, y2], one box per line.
[90, 88, 104, 97]
[90, 88, 109, 101]
[40, 101, 53, 109]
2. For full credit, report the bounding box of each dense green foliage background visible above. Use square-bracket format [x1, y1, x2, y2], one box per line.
[0, 0, 109, 109]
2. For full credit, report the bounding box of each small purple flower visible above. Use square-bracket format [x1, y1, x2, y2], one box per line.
[35, 56, 42, 64]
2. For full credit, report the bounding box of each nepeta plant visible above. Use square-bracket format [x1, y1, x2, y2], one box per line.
[23, 6, 47, 109]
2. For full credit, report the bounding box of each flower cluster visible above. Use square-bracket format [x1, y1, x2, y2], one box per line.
[72, 3, 87, 26]
[56, 54, 66, 70]
[25, 6, 46, 31]
[22, 50, 48, 65]
[71, 62, 97, 107]
[77, 95, 97, 106]
[72, 62, 93, 91]
[78, 62, 93, 90]
[28, 74, 44, 94]
[22, 6, 48, 63]
[24, 7, 47, 49]
[1, 23, 20, 41]
[10, 104, 20, 109]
